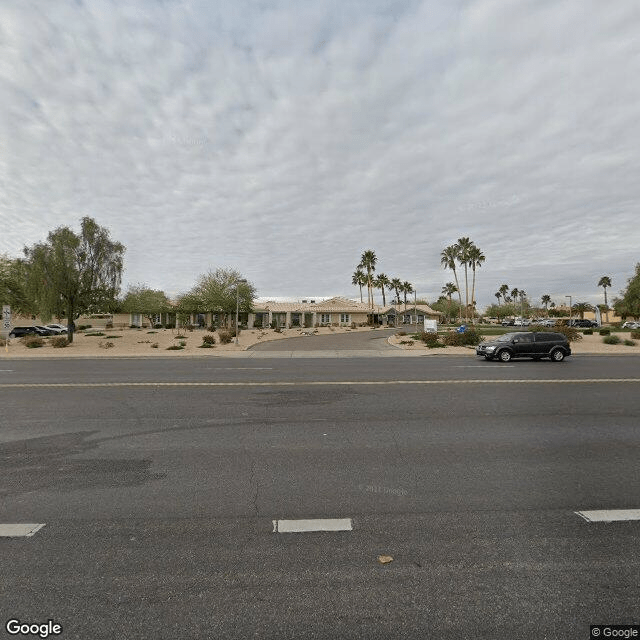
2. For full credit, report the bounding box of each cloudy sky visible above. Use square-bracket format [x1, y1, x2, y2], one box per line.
[1, 0, 639, 309]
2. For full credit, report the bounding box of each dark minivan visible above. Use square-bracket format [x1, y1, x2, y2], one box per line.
[476, 332, 571, 362]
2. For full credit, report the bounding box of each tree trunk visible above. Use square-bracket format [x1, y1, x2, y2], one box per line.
[67, 302, 75, 343]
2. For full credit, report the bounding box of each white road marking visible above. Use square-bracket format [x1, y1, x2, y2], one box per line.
[576, 509, 640, 522]
[0, 524, 46, 537]
[0, 370, 13, 372]
[1, 379, 638, 388]
[206, 367, 274, 370]
[454, 365, 515, 368]
[273, 518, 353, 533]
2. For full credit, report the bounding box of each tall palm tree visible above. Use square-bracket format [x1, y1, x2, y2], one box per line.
[510, 287, 519, 304]
[499, 284, 509, 302]
[443, 282, 458, 324]
[598, 276, 612, 323]
[359, 250, 377, 309]
[456, 237, 474, 322]
[352, 269, 366, 303]
[541, 294, 551, 316]
[440, 245, 463, 321]
[495, 291, 502, 304]
[390, 277, 402, 307]
[401, 281, 414, 308]
[374, 273, 391, 307]
[468, 245, 485, 321]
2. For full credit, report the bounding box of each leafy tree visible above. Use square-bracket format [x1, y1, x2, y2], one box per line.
[613, 264, 640, 319]
[352, 269, 366, 303]
[22, 217, 124, 342]
[177, 268, 255, 327]
[358, 250, 377, 309]
[441, 283, 459, 323]
[484, 302, 518, 319]
[430, 296, 461, 324]
[597, 276, 612, 323]
[121, 284, 172, 327]
[440, 245, 463, 320]
[0, 255, 33, 315]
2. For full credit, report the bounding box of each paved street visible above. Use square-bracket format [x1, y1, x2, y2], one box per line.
[1, 355, 639, 639]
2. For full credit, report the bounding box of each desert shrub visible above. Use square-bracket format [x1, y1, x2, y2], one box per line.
[630, 330, 640, 340]
[174, 334, 187, 339]
[583, 329, 593, 335]
[105, 335, 122, 339]
[351, 322, 357, 329]
[603, 335, 621, 345]
[254, 321, 263, 329]
[137, 340, 151, 344]
[396, 330, 407, 336]
[51, 336, 69, 348]
[198, 343, 214, 348]
[206, 324, 217, 332]
[166, 345, 184, 350]
[165, 323, 176, 329]
[178, 340, 187, 347]
[77, 324, 92, 330]
[99, 341, 114, 349]
[85, 332, 106, 337]
[227, 328, 237, 337]
[624, 339, 637, 346]
[418, 331, 438, 344]
[130, 324, 140, 329]
[0, 337, 5, 347]
[399, 340, 414, 345]
[273, 325, 282, 333]
[599, 328, 611, 336]
[151, 343, 159, 348]
[23, 336, 44, 348]
[202, 334, 216, 345]
[105, 322, 113, 329]
[442, 329, 483, 347]
[218, 330, 233, 344]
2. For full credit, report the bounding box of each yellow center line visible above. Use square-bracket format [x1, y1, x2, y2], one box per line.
[0, 379, 639, 388]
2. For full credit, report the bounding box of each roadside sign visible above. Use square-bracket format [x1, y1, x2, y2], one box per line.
[2, 305, 10, 332]
[424, 319, 438, 333]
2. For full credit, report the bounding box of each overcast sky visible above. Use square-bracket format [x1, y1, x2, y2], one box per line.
[1, 0, 639, 310]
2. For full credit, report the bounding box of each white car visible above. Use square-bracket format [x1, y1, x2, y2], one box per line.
[622, 321, 639, 329]
[45, 324, 68, 334]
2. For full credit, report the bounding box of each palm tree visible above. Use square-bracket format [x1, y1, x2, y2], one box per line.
[598, 276, 612, 323]
[374, 273, 391, 307]
[401, 281, 414, 308]
[390, 278, 402, 307]
[495, 291, 502, 304]
[442, 282, 458, 323]
[499, 284, 509, 303]
[359, 250, 377, 309]
[541, 294, 551, 316]
[456, 237, 474, 322]
[440, 245, 463, 321]
[510, 287, 519, 304]
[352, 269, 366, 303]
[468, 245, 485, 322]
[574, 302, 594, 320]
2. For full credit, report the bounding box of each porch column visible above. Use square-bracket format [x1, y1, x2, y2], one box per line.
[312, 312, 317, 327]
[268, 311, 272, 327]
[248, 313, 255, 329]
[285, 311, 291, 328]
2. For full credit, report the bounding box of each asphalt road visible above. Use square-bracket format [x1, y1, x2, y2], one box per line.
[1, 356, 639, 639]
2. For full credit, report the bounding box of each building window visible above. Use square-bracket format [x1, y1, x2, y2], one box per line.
[321, 313, 331, 324]
[340, 313, 350, 324]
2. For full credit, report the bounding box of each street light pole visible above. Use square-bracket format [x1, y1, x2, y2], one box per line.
[565, 295, 572, 327]
[236, 279, 247, 345]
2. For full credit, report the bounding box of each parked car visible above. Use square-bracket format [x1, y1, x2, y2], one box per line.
[622, 321, 639, 329]
[8, 326, 42, 338]
[514, 317, 531, 326]
[44, 324, 68, 334]
[501, 318, 515, 326]
[34, 325, 56, 336]
[476, 331, 571, 362]
[571, 319, 597, 328]
[539, 319, 557, 327]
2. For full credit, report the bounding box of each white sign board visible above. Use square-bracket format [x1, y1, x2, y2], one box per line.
[2, 305, 10, 334]
[424, 319, 438, 333]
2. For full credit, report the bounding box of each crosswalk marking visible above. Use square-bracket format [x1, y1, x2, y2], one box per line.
[576, 510, 640, 522]
[273, 518, 353, 533]
[0, 524, 46, 537]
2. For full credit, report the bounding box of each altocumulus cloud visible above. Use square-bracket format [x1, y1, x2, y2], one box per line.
[1, 0, 639, 308]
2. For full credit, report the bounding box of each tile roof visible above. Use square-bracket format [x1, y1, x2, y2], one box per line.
[254, 296, 386, 313]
